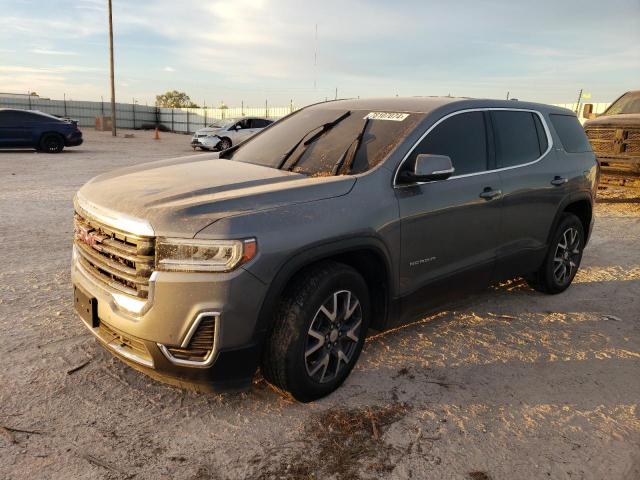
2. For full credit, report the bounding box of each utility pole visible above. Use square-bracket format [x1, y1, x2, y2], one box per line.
[108, 0, 117, 136]
[574, 88, 583, 114]
[313, 23, 318, 90]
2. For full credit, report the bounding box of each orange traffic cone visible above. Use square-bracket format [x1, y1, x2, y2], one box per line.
[154, 127, 160, 140]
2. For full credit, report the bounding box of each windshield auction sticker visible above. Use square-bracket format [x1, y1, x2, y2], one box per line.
[364, 112, 410, 121]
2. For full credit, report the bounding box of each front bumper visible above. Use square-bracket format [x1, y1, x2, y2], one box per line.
[71, 250, 267, 391]
[191, 136, 220, 149]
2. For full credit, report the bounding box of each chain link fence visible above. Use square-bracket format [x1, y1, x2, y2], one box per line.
[1, 94, 612, 132]
[0, 95, 298, 133]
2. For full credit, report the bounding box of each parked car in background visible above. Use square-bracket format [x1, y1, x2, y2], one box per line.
[72, 97, 597, 401]
[0, 108, 83, 153]
[191, 117, 273, 151]
[583, 90, 640, 174]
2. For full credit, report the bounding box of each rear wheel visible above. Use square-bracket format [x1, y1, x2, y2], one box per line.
[527, 213, 584, 294]
[261, 261, 370, 402]
[40, 133, 64, 153]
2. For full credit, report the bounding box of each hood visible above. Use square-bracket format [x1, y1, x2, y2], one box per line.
[195, 127, 225, 136]
[76, 155, 356, 237]
[584, 113, 640, 129]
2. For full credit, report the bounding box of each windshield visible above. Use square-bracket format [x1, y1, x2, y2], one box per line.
[208, 118, 236, 128]
[603, 92, 640, 116]
[225, 107, 424, 176]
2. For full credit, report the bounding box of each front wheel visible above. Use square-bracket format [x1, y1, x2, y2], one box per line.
[217, 137, 232, 151]
[527, 213, 585, 294]
[261, 261, 370, 402]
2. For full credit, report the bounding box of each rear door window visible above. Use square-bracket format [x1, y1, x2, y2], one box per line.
[407, 111, 488, 176]
[549, 114, 592, 153]
[533, 113, 548, 153]
[253, 119, 271, 128]
[491, 111, 543, 168]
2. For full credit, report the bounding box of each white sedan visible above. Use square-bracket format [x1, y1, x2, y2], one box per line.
[190, 117, 273, 151]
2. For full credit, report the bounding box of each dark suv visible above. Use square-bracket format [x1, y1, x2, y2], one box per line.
[0, 108, 83, 153]
[72, 97, 597, 401]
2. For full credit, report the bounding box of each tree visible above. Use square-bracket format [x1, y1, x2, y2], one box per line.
[155, 90, 199, 108]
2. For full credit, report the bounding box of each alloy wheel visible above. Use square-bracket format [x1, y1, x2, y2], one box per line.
[305, 289, 363, 384]
[218, 139, 231, 151]
[45, 138, 61, 152]
[552, 227, 581, 285]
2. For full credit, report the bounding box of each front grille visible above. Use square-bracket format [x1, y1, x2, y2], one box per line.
[166, 315, 216, 362]
[586, 128, 615, 141]
[74, 213, 154, 299]
[98, 321, 153, 366]
[99, 321, 149, 358]
[585, 127, 640, 158]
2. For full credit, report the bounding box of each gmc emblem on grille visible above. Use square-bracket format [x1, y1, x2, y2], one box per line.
[75, 226, 103, 248]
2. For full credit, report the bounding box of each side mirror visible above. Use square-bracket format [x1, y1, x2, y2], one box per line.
[400, 154, 454, 184]
[582, 103, 595, 119]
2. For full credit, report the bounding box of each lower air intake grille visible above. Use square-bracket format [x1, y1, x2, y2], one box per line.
[166, 315, 216, 363]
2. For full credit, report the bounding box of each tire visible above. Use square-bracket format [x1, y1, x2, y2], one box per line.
[40, 133, 64, 153]
[261, 261, 371, 402]
[217, 137, 232, 151]
[526, 213, 585, 294]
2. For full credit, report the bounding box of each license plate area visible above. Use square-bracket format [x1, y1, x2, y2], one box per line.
[74, 285, 98, 328]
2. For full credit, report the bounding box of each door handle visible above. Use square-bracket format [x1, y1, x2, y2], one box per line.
[479, 187, 502, 200]
[551, 176, 568, 186]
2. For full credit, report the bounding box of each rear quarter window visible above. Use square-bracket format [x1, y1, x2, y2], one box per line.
[549, 114, 592, 153]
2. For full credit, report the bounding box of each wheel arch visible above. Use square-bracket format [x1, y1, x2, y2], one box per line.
[253, 237, 394, 341]
[547, 192, 594, 247]
[38, 130, 65, 147]
[39, 130, 64, 141]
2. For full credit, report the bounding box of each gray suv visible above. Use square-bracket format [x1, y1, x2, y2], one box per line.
[72, 97, 598, 401]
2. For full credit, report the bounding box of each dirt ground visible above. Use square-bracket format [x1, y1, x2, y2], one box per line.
[1, 130, 639, 480]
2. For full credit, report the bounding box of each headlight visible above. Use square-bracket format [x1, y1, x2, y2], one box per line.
[156, 238, 257, 272]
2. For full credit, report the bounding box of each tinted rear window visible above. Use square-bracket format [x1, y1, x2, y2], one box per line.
[0, 110, 61, 125]
[406, 111, 488, 176]
[491, 111, 543, 168]
[549, 114, 592, 153]
[252, 119, 272, 128]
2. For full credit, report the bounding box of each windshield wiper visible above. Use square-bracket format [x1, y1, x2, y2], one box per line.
[332, 118, 370, 175]
[277, 111, 351, 171]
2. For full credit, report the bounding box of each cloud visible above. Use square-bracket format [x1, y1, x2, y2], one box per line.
[0, 0, 638, 104]
[29, 49, 79, 56]
[0, 65, 103, 74]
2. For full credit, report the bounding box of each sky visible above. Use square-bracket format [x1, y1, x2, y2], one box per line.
[0, 0, 638, 107]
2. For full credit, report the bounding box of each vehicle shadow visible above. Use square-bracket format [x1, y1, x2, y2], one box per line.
[0, 149, 80, 154]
